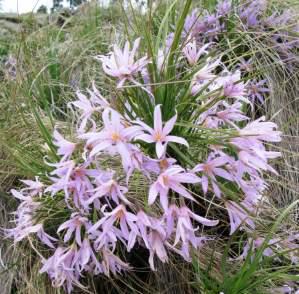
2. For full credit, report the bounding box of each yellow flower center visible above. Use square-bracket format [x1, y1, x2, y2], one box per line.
[162, 175, 169, 186]
[159, 159, 169, 170]
[111, 132, 121, 142]
[154, 132, 163, 141]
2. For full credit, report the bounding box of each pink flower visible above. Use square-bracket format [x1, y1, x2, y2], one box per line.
[20, 176, 44, 197]
[45, 160, 75, 198]
[101, 249, 131, 276]
[53, 129, 76, 161]
[217, 71, 247, 100]
[191, 58, 221, 95]
[231, 137, 281, 174]
[7, 189, 56, 248]
[97, 38, 148, 88]
[165, 205, 218, 261]
[216, 101, 249, 124]
[193, 153, 233, 198]
[135, 104, 189, 158]
[88, 205, 138, 251]
[57, 213, 91, 246]
[40, 246, 83, 293]
[183, 39, 210, 66]
[247, 79, 269, 104]
[238, 116, 282, 142]
[225, 200, 255, 235]
[149, 165, 200, 211]
[147, 218, 168, 270]
[86, 174, 130, 206]
[70, 86, 108, 133]
[80, 108, 141, 170]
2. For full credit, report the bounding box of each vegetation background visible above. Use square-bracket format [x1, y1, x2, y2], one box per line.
[0, 0, 298, 293]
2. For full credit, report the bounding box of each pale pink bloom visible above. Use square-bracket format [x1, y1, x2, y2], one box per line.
[53, 129, 76, 161]
[247, 79, 269, 104]
[135, 104, 189, 158]
[88, 205, 138, 252]
[183, 39, 210, 66]
[225, 200, 255, 235]
[97, 38, 148, 88]
[80, 108, 141, 170]
[216, 71, 248, 102]
[45, 160, 76, 198]
[149, 165, 200, 211]
[231, 137, 281, 174]
[237, 57, 253, 72]
[135, 210, 152, 248]
[70, 86, 108, 133]
[46, 161, 99, 210]
[6, 189, 54, 245]
[57, 213, 91, 246]
[101, 249, 131, 276]
[238, 116, 282, 142]
[194, 58, 221, 81]
[37, 228, 58, 249]
[40, 246, 84, 294]
[86, 175, 130, 206]
[216, 101, 249, 124]
[147, 218, 168, 270]
[165, 205, 218, 261]
[199, 101, 248, 128]
[20, 176, 44, 197]
[142, 157, 177, 175]
[193, 153, 233, 198]
[237, 237, 283, 261]
[7, 189, 57, 248]
[79, 238, 104, 275]
[76, 238, 93, 271]
[191, 58, 221, 95]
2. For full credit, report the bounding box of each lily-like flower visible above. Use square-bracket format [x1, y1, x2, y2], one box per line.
[165, 205, 218, 261]
[135, 104, 189, 158]
[101, 249, 131, 277]
[88, 205, 138, 252]
[57, 213, 91, 246]
[40, 246, 84, 294]
[193, 153, 233, 198]
[231, 137, 281, 174]
[225, 200, 255, 235]
[216, 71, 248, 101]
[53, 129, 76, 162]
[191, 58, 221, 95]
[216, 101, 249, 125]
[247, 79, 269, 104]
[97, 38, 148, 88]
[149, 165, 200, 211]
[70, 86, 109, 133]
[80, 108, 141, 170]
[20, 176, 44, 197]
[238, 116, 282, 142]
[183, 39, 210, 66]
[86, 175, 130, 206]
[147, 217, 168, 271]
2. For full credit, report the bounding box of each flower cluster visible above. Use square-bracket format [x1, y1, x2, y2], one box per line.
[7, 5, 290, 292]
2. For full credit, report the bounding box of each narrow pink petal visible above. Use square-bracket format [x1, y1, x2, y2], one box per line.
[202, 175, 209, 194]
[148, 183, 159, 205]
[213, 168, 233, 181]
[156, 141, 166, 158]
[135, 134, 155, 143]
[166, 135, 189, 147]
[163, 113, 177, 135]
[191, 212, 219, 227]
